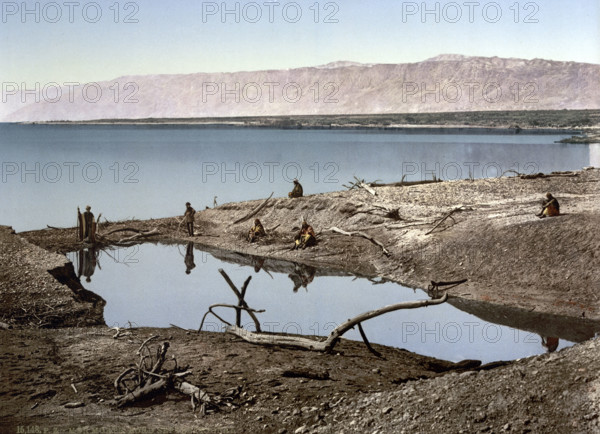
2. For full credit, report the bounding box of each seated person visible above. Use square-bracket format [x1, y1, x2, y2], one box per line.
[247, 218, 266, 242]
[293, 221, 316, 250]
[537, 192, 560, 218]
[288, 179, 303, 198]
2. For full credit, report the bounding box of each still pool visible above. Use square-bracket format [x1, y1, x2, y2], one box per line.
[67, 242, 600, 364]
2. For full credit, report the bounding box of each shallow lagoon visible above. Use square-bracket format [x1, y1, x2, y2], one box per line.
[67, 242, 600, 364]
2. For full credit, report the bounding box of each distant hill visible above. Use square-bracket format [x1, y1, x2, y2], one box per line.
[4, 55, 600, 122]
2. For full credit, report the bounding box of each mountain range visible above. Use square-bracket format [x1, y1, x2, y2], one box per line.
[3, 54, 599, 122]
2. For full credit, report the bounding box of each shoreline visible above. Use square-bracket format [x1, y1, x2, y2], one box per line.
[8, 121, 585, 136]
[4, 108, 598, 133]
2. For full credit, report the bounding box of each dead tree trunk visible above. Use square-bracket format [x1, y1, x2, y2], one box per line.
[226, 293, 448, 352]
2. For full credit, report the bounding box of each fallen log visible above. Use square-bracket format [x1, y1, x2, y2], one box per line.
[520, 171, 578, 179]
[117, 228, 160, 243]
[233, 192, 274, 225]
[99, 227, 150, 237]
[226, 293, 448, 353]
[328, 226, 390, 257]
[115, 378, 168, 408]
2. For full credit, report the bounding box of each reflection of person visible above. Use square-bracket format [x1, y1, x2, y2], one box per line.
[79, 248, 98, 282]
[293, 221, 316, 250]
[288, 179, 303, 198]
[247, 219, 266, 243]
[288, 264, 316, 292]
[252, 257, 265, 273]
[537, 193, 560, 218]
[541, 336, 559, 353]
[184, 241, 196, 274]
[184, 202, 196, 236]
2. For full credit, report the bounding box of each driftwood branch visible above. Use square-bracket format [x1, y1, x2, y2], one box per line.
[112, 340, 222, 412]
[328, 227, 390, 257]
[354, 176, 377, 196]
[118, 228, 160, 243]
[371, 179, 442, 187]
[520, 171, 579, 180]
[99, 227, 150, 237]
[344, 176, 377, 196]
[233, 192, 274, 225]
[226, 293, 448, 352]
[426, 206, 466, 235]
[218, 270, 262, 332]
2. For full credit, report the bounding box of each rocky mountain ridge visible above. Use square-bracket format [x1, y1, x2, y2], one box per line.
[4, 55, 600, 121]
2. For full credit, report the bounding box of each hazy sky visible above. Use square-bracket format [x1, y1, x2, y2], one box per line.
[1, 0, 599, 84]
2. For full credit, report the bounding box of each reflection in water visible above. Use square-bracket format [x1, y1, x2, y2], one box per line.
[541, 336, 560, 353]
[288, 264, 316, 292]
[68, 243, 600, 363]
[184, 241, 196, 275]
[251, 257, 265, 273]
[76, 247, 99, 283]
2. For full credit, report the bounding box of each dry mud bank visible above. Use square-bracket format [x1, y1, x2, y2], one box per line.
[3, 168, 600, 433]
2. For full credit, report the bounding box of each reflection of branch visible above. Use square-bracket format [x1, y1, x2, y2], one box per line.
[218, 270, 262, 332]
[199, 304, 266, 331]
[226, 293, 448, 353]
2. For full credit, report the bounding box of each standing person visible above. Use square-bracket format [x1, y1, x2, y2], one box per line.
[184, 202, 196, 236]
[288, 179, 303, 198]
[83, 205, 95, 242]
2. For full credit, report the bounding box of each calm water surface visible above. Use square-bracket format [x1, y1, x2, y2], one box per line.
[67, 243, 600, 364]
[2, 124, 598, 231]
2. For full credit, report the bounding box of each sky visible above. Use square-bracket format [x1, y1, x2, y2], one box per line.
[1, 0, 599, 85]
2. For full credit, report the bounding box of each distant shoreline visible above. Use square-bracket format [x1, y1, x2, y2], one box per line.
[6, 110, 599, 139]
[8, 122, 582, 136]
